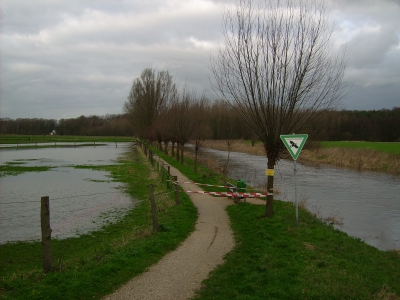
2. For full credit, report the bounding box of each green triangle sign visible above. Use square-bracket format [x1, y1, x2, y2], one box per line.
[280, 134, 308, 160]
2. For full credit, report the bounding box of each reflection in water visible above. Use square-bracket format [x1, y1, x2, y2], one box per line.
[194, 147, 400, 251]
[0, 143, 137, 244]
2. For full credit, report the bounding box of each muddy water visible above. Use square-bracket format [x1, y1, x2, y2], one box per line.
[0, 143, 138, 244]
[195, 147, 400, 251]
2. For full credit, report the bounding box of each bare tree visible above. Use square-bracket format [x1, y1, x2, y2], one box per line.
[191, 97, 212, 172]
[211, 0, 346, 217]
[166, 89, 198, 164]
[124, 68, 177, 140]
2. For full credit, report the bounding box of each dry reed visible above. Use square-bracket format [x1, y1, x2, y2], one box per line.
[197, 140, 399, 175]
[300, 148, 400, 174]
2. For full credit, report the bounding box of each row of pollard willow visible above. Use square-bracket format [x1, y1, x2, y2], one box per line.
[39, 140, 179, 273]
[137, 139, 181, 233]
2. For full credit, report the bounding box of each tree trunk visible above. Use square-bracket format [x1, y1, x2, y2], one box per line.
[180, 142, 184, 164]
[176, 143, 180, 161]
[194, 147, 199, 172]
[264, 156, 275, 217]
[164, 140, 169, 155]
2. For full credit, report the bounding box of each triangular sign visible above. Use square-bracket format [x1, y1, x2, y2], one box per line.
[280, 134, 308, 160]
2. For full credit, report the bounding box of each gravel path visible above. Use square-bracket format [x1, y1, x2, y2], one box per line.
[103, 158, 235, 300]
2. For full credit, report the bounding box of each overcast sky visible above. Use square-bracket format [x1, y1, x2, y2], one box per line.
[1, 0, 399, 120]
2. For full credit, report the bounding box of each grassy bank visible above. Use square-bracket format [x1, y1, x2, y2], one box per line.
[0, 146, 197, 299]
[194, 202, 400, 299]
[320, 141, 400, 155]
[151, 143, 400, 299]
[201, 139, 400, 174]
[301, 141, 400, 174]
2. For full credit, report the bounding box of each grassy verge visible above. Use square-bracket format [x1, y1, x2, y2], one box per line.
[320, 141, 400, 156]
[148, 143, 400, 299]
[194, 202, 400, 299]
[0, 146, 197, 299]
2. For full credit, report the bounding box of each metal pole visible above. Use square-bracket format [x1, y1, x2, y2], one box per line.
[294, 160, 298, 226]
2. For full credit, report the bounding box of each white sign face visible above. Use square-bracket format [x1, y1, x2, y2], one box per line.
[280, 134, 308, 160]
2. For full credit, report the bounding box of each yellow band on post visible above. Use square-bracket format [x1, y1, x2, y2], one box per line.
[265, 169, 274, 176]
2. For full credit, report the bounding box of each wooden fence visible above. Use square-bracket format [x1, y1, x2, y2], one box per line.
[39, 139, 180, 272]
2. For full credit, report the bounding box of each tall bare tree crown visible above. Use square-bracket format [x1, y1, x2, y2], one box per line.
[211, 0, 346, 158]
[210, 0, 346, 216]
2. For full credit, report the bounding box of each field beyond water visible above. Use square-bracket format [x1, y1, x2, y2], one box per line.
[201, 139, 400, 174]
[301, 141, 400, 174]
[0, 134, 133, 144]
[0, 136, 399, 299]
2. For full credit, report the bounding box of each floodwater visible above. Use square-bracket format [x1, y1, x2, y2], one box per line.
[0, 143, 138, 244]
[195, 147, 400, 251]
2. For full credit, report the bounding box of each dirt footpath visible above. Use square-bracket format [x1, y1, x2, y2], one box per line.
[103, 158, 235, 300]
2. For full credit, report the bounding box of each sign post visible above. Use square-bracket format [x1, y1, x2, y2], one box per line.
[280, 134, 308, 226]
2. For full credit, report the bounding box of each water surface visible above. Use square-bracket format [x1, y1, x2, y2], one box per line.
[0, 143, 137, 243]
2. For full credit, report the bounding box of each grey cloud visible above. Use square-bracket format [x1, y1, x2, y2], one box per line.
[1, 0, 399, 118]
[344, 26, 399, 68]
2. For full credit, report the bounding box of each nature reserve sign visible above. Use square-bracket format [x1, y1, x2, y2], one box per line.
[280, 133, 308, 226]
[280, 134, 308, 160]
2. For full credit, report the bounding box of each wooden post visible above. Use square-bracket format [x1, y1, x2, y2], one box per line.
[167, 166, 171, 188]
[173, 176, 180, 205]
[41, 196, 52, 273]
[148, 185, 159, 232]
[161, 163, 165, 182]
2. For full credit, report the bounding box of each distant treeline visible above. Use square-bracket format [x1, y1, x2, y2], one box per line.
[1, 107, 399, 142]
[314, 108, 400, 142]
[0, 114, 134, 136]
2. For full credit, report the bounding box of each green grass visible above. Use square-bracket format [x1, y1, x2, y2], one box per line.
[194, 202, 400, 299]
[0, 164, 53, 177]
[147, 143, 400, 299]
[321, 141, 400, 155]
[2, 141, 399, 299]
[0, 147, 197, 299]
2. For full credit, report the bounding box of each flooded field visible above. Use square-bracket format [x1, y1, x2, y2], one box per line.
[0, 143, 138, 244]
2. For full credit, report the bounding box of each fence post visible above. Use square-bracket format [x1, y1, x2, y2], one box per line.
[41, 196, 52, 273]
[148, 185, 159, 232]
[166, 166, 171, 188]
[161, 162, 165, 182]
[173, 176, 180, 205]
